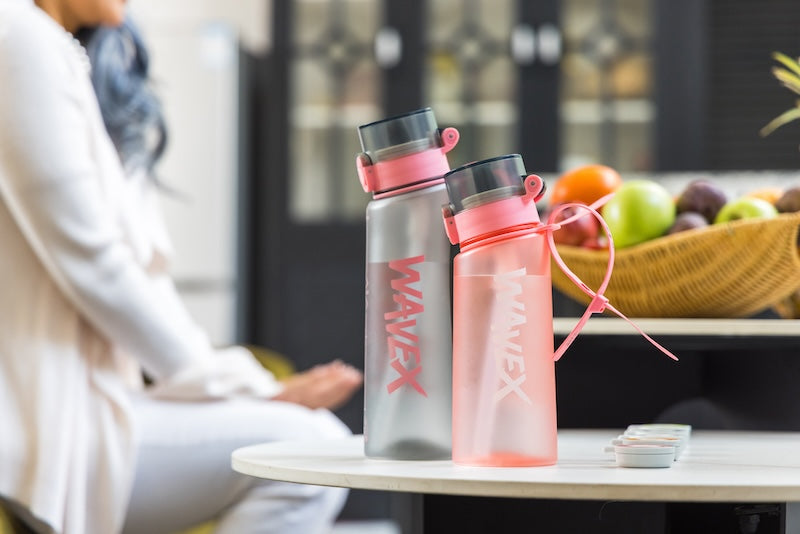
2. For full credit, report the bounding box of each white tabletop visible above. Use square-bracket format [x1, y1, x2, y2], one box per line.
[232, 429, 800, 503]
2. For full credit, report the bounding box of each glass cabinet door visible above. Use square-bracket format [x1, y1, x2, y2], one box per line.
[289, 0, 383, 223]
[422, 0, 561, 171]
[424, 0, 520, 164]
[560, 0, 655, 172]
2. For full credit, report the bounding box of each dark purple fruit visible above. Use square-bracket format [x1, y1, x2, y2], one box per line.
[667, 211, 708, 235]
[775, 186, 800, 213]
[676, 180, 727, 223]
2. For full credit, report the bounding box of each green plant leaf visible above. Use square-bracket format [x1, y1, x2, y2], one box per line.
[760, 106, 800, 137]
[773, 51, 800, 78]
[773, 67, 800, 95]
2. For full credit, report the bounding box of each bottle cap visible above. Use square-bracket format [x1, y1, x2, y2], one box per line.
[358, 108, 440, 163]
[613, 444, 675, 468]
[444, 154, 527, 214]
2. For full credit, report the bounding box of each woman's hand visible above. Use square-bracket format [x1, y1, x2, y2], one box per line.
[273, 360, 363, 411]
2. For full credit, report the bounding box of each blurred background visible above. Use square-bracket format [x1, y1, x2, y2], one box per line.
[129, 0, 800, 525]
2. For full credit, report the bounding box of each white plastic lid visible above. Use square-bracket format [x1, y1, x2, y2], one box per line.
[614, 444, 675, 468]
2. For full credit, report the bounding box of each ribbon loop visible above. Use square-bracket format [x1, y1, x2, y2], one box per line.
[545, 194, 678, 363]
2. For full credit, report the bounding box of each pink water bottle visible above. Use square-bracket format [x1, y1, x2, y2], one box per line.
[442, 154, 555, 467]
[442, 155, 679, 467]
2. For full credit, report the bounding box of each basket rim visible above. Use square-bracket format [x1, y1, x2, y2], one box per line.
[554, 211, 800, 258]
[550, 211, 800, 318]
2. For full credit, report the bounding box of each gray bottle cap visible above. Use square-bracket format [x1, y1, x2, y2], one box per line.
[358, 108, 440, 163]
[444, 154, 527, 214]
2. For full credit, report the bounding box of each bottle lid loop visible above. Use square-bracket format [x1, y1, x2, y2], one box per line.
[547, 195, 679, 363]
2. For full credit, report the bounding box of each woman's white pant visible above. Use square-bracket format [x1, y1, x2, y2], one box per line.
[122, 396, 350, 534]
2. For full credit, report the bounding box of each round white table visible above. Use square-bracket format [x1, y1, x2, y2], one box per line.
[233, 429, 800, 533]
[232, 429, 800, 503]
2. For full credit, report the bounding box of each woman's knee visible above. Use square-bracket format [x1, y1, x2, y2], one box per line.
[309, 408, 352, 440]
[258, 401, 352, 443]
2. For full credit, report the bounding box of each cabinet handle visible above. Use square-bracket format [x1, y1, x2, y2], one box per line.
[537, 23, 562, 65]
[511, 24, 536, 65]
[512, 23, 562, 66]
[374, 27, 402, 68]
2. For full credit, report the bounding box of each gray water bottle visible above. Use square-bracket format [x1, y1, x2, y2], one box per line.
[356, 108, 459, 460]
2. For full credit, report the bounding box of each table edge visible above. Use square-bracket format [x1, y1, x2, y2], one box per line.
[231, 432, 800, 503]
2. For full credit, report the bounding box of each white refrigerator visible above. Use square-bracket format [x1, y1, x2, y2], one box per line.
[139, 18, 242, 346]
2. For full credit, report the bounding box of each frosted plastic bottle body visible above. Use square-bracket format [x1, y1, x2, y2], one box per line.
[444, 154, 677, 467]
[451, 231, 557, 466]
[364, 183, 453, 460]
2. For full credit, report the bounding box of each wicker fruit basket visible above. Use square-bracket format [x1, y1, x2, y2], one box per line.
[551, 211, 800, 318]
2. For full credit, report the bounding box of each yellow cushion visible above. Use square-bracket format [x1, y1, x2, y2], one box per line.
[178, 523, 215, 534]
[245, 345, 295, 380]
[0, 507, 13, 534]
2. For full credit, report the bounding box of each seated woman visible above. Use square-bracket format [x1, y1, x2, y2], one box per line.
[0, 1, 362, 533]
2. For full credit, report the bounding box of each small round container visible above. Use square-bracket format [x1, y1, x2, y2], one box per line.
[619, 436, 684, 460]
[614, 444, 675, 468]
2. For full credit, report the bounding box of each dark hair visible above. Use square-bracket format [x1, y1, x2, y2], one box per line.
[76, 19, 167, 177]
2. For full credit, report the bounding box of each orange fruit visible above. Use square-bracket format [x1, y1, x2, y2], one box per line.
[744, 186, 784, 205]
[548, 164, 623, 206]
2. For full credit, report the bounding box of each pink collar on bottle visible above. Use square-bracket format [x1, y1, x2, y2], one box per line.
[442, 174, 546, 247]
[357, 128, 459, 199]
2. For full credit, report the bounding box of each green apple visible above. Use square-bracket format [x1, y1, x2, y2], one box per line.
[601, 179, 676, 248]
[714, 197, 778, 223]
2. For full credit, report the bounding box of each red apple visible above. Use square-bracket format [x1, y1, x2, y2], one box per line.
[581, 234, 609, 250]
[551, 205, 600, 247]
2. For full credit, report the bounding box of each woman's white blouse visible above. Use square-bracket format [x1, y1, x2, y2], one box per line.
[0, 2, 281, 532]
